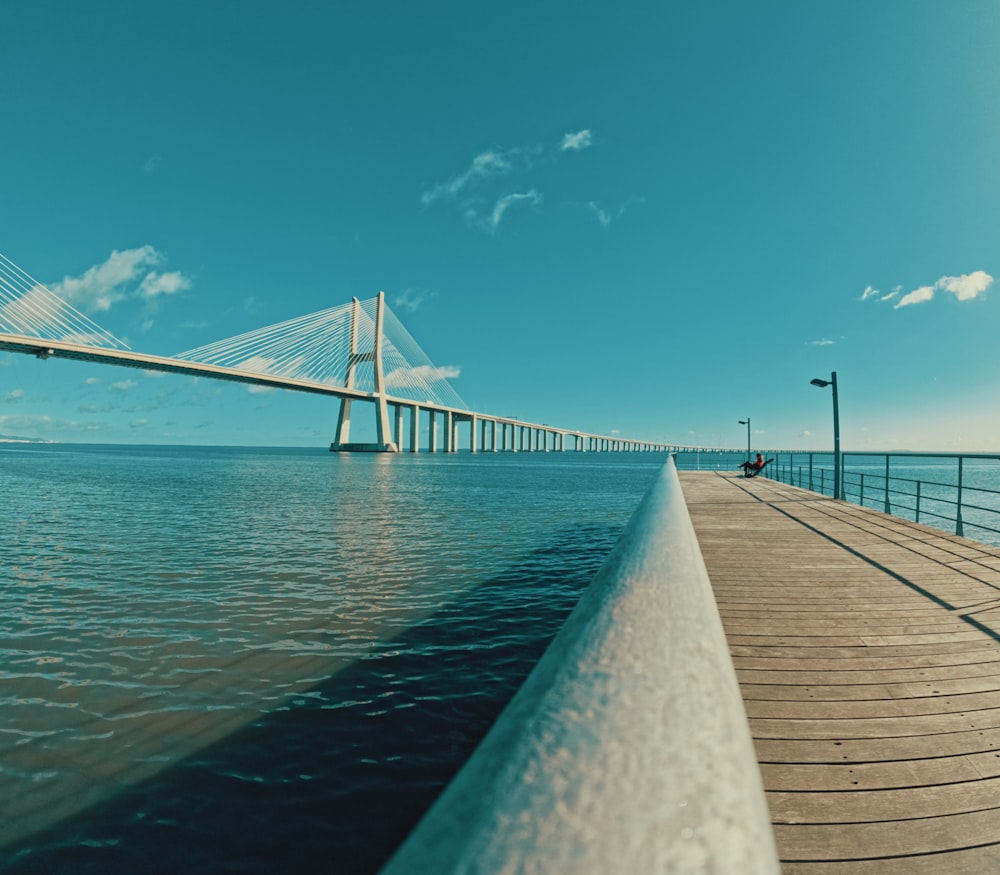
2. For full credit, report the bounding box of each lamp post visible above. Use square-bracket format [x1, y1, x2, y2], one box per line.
[810, 372, 841, 499]
[738, 418, 750, 464]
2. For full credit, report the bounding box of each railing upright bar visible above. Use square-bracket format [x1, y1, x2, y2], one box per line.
[956, 456, 965, 537]
[916, 480, 922, 524]
[884, 455, 891, 514]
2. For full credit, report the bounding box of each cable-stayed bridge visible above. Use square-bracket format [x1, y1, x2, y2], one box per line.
[0, 252, 674, 453]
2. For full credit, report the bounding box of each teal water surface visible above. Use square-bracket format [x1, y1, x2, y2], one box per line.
[1, 444, 664, 874]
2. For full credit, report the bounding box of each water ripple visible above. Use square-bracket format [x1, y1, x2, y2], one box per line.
[1, 446, 662, 872]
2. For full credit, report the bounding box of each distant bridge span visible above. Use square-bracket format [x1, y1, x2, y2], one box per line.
[0, 253, 675, 453]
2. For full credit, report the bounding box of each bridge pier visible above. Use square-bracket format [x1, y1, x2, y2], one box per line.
[329, 293, 398, 453]
[409, 404, 419, 453]
[427, 411, 436, 452]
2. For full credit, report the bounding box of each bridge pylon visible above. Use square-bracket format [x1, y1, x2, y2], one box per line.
[330, 291, 399, 453]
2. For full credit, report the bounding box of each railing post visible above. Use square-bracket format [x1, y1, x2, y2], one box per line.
[860, 473, 865, 508]
[808, 453, 814, 492]
[884, 455, 891, 514]
[956, 456, 965, 537]
[916, 480, 922, 523]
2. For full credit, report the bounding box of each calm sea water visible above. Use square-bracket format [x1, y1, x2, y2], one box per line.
[1, 444, 665, 874]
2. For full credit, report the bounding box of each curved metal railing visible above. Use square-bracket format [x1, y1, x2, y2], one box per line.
[380, 456, 779, 874]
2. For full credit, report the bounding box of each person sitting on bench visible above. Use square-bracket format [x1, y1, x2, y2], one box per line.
[739, 453, 769, 477]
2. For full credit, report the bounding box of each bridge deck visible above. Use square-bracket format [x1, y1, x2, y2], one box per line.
[679, 470, 1000, 874]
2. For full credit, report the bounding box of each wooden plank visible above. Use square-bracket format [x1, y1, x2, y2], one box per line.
[679, 470, 1000, 872]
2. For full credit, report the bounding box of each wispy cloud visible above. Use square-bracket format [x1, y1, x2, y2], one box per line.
[862, 272, 993, 310]
[588, 202, 612, 228]
[5, 388, 24, 403]
[422, 129, 597, 232]
[560, 129, 592, 151]
[896, 272, 993, 309]
[110, 379, 137, 393]
[895, 285, 935, 309]
[385, 364, 462, 389]
[421, 150, 517, 206]
[587, 196, 645, 228]
[48, 247, 192, 315]
[486, 190, 541, 232]
[392, 287, 436, 313]
[809, 338, 835, 346]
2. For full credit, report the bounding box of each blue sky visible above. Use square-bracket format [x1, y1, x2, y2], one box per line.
[2, 1, 999, 450]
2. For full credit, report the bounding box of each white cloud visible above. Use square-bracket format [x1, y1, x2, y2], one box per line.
[138, 270, 190, 299]
[5, 389, 24, 402]
[50, 247, 160, 312]
[83, 376, 101, 385]
[110, 379, 137, 392]
[895, 285, 935, 309]
[588, 202, 612, 228]
[938, 270, 993, 301]
[422, 129, 597, 230]
[485, 190, 541, 232]
[870, 272, 992, 310]
[560, 129, 592, 151]
[421, 150, 515, 205]
[0, 285, 78, 336]
[392, 288, 435, 313]
[587, 196, 644, 228]
[385, 364, 461, 387]
[809, 339, 835, 346]
[47, 247, 192, 315]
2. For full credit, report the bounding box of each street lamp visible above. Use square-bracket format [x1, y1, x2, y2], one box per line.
[738, 418, 750, 464]
[810, 372, 841, 499]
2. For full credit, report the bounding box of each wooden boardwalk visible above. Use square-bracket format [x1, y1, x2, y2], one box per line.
[680, 470, 1000, 874]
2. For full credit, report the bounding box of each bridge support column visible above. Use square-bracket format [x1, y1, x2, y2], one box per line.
[444, 411, 454, 453]
[394, 404, 404, 451]
[330, 292, 398, 453]
[469, 415, 477, 454]
[429, 411, 438, 452]
[410, 405, 420, 453]
[491, 420, 498, 452]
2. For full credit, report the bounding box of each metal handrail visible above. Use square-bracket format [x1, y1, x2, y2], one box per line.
[380, 456, 779, 874]
[762, 451, 1000, 546]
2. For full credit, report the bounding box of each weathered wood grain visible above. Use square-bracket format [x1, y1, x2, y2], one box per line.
[681, 470, 1000, 873]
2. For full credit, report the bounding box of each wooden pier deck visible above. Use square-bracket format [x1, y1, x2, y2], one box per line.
[679, 470, 1000, 874]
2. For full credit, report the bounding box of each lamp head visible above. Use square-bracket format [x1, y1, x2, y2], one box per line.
[810, 378, 831, 388]
[738, 420, 748, 425]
